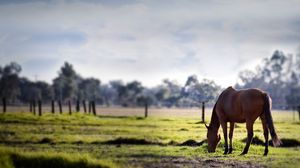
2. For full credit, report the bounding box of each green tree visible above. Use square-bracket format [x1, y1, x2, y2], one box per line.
[0, 62, 22, 103]
[52, 62, 78, 101]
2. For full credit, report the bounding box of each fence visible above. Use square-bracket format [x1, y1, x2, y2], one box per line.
[1, 98, 300, 121]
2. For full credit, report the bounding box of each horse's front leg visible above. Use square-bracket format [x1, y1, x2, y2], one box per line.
[228, 122, 234, 154]
[241, 121, 254, 155]
[220, 121, 228, 154]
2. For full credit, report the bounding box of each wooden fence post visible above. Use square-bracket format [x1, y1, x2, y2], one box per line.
[68, 100, 72, 115]
[51, 100, 55, 114]
[201, 102, 205, 123]
[38, 100, 42, 116]
[82, 100, 86, 113]
[144, 100, 148, 118]
[92, 101, 96, 116]
[33, 100, 36, 115]
[2, 98, 6, 113]
[58, 100, 62, 114]
[76, 99, 80, 112]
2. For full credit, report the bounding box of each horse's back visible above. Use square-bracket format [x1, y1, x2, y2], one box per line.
[216, 87, 265, 123]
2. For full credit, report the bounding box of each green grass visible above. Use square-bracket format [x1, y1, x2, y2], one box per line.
[0, 146, 115, 168]
[0, 111, 300, 167]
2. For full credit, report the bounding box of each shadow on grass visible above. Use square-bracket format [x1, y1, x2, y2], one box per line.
[241, 136, 300, 147]
[10, 154, 106, 168]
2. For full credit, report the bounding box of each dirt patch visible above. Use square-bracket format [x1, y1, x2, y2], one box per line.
[128, 156, 266, 168]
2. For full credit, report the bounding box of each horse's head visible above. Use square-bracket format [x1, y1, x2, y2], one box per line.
[205, 123, 221, 153]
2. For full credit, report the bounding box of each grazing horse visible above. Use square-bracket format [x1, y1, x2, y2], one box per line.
[206, 87, 281, 155]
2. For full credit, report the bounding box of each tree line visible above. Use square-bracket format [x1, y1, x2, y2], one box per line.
[1, 49, 300, 109]
[0, 62, 221, 108]
[236, 50, 300, 109]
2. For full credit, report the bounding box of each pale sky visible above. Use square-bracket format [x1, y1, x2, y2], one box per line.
[0, 0, 299, 87]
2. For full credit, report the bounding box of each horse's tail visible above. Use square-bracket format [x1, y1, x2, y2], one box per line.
[263, 93, 281, 147]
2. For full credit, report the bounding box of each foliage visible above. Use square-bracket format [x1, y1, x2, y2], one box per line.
[0, 62, 22, 103]
[236, 50, 300, 109]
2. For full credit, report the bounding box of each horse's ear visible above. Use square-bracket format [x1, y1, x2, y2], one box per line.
[204, 123, 209, 129]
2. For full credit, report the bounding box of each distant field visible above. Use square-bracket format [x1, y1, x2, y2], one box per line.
[2, 105, 299, 120]
[0, 108, 299, 168]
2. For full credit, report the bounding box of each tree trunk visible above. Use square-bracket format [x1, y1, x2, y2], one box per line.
[144, 100, 148, 118]
[33, 100, 36, 115]
[2, 98, 6, 113]
[201, 102, 205, 123]
[58, 100, 62, 114]
[76, 99, 80, 112]
[29, 100, 32, 113]
[88, 101, 91, 114]
[298, 106, 300, 121]
[51, 100, 55, 114]
[38, 100, 42, 116]
[68, 100, 72, 115]
[82, 100, 86, 113]
[92, 101, 96, 116]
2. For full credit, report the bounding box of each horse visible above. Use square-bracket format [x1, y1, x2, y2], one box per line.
[205, 86, 281, 155]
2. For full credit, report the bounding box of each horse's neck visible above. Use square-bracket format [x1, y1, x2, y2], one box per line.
[209, 108, 220, 131]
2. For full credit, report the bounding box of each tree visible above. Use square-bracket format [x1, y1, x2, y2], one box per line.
[52, 62, 78, 102]
[0, 62, 22, 103]
[182, 75, 221, 107]
[236, 50, 295, 109]
[78, 77, 101, 102]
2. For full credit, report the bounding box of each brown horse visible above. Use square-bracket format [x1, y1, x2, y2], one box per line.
[206, 86, 281, 155]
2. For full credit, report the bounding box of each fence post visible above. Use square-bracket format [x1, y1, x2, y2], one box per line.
[38, 100, 42, 116]
[68, 100, 72, 115]
[201, 102, 205, 123]
[82, 100, 86, 113]
[33, 100, 36, 115]
[51, 100, 55, 114]
[2, 98, 6, 113]
[58, 100, 62, 114]
[144, 100, 148, 118]
[76, 99, 80, 112]
[92, 101, 96, 116]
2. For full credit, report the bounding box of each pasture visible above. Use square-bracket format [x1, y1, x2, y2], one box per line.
[0, 108, 299, 168]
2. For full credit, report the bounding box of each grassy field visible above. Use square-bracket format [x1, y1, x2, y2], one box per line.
[0, 108, 299, 168]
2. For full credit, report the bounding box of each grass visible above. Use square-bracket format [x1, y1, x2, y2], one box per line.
[0, 146, 115, 168]
[0, 109, 300, 167]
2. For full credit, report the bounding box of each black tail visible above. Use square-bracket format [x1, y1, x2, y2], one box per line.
[263, 93, 281, 147]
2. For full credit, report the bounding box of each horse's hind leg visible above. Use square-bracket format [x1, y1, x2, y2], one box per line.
[260, 116, 269, 156]
[228, 122, 234, 154]
[241, 121, 254, 155]
[220, 121, 228, 154]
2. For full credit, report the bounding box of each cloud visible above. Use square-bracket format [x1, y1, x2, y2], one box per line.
[0, 0, 299, 87]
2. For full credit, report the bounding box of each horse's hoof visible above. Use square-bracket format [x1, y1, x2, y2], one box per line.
[263, 152, 268, 156]
[228, 148, 233, 154]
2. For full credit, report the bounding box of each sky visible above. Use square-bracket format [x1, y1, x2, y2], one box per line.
[0, 0, 299, 87]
